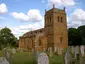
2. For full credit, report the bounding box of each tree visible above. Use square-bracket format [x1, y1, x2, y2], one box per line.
[0, 27, 18, 48]
[78, 25, 85, 45]
[68, 28, 82, 46]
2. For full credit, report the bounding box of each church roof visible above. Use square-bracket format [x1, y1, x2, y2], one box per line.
[21, 28, 45, 38]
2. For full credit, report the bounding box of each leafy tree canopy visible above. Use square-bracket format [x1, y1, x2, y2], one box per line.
[0, 27, 18, 49]
[68, 28, 82, 46]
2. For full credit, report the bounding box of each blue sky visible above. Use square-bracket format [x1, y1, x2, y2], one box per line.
[0, 0, 85, 38]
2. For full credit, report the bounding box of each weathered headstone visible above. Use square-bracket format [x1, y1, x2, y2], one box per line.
[12, 48, 16, 54]
[38, 52, 49, 64]
[58, 47, 63, 55]
[75, 46, 79, 58]
[75, 53, 80, 64]
[72, 46, 75, 54]
[65, 51, 72, 64]
[54, 46, 57, 53]
[0, 57, 9, 64]
[35, 51, 40, 60]
[32, 48, 34, 52]
[49, 47, 53, 57]
[20, 49, 23, 52]
[43, 48, 46, 51]
[47, 48, 50, 52]
[6, 52, 12, 64]
[4, 48, 7, 58]
[80, 45, 84, 56]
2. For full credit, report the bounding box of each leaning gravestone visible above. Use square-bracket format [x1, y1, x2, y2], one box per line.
[65, 50, 72, 64]
[6, 52, 12, 64]
[0, 57, 9, 64]
[80, 45, 84, 56]
[38, 52, 49, 64]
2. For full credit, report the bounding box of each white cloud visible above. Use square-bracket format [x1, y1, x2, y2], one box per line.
[10, 12, 29, 21]
[0, 3, 8, 14]
[10, 18, 44, 38]
[67, 8, 85, 28]
[71, 9, 85, 21]
[11, 9, 42, 22]
[48, 0, 76, 7]
[27, 9, 42, 21]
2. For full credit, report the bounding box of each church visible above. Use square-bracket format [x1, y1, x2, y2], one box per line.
[19, 5, 68, 52]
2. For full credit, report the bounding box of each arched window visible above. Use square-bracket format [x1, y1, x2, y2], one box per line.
[58, 16, 59, 22]
[50, 16, 51, 23]
[61, 17, 62, 22]
[58, 16, 63, 22]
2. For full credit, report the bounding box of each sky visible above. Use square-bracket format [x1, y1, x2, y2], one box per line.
[0, 0, 85, 38]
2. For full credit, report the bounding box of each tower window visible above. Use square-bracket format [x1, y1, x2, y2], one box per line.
[58, 16, 63, 22]
[61, 17, 62, 22]
[58, 16, 59, 22]
[50, 16, 51, 23]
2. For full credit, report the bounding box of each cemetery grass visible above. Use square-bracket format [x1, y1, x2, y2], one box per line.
[0, 50, 65, 64]
[12, 52, 37, 64]
[12, 52, 65, 64]
[49, 54, 64, 64]
[0, 48, 76, 64]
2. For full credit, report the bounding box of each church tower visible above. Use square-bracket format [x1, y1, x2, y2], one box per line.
[44, 5, 68, 51]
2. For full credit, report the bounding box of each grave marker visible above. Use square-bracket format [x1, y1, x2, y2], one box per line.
[75, 46, 79, 58]
[72, 46, 75, 54]
[65, 50, 72, 64]
[80, 45, 84, 56]
[12, 48, 16, 54]
[58, 47, 63, 55]
[38, 52, 49, 64]
[0, 57, 9, 64]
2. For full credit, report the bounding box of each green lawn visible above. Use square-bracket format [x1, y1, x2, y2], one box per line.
[0, 47, 85, 64]
[49, 54, 64, 64]
[12, 52, 37, 64]
[0, 50, 65, 64]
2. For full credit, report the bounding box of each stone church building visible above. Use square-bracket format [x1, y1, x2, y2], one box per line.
[19, 5, 68, 52]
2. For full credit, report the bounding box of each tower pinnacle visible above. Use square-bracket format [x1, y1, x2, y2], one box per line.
[53, 4, 55, 8]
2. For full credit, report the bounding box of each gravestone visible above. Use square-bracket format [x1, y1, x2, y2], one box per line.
[20, 49, 23, 52]
[80, 45, 84, 56]
[47, 48, 50, 52]
[75, 46, 79, 58]
[49, 47, 53, 57]
[4, 48, 7, 58]
[54, 46, 57, 53]
[72, 46, 75, 54]
[12, 48, 16, 54]
[38, 52, 49, 64]
[65, 50, 72, 64]
[32, 48, 34, 52]
[35, 51, 40, 60]
[43, 48, 46, 51]
[6, 52, 12, 64]
[0, 57, 9, 64]
[58, 47, 63, 55]
[75, 53, 80, 64]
